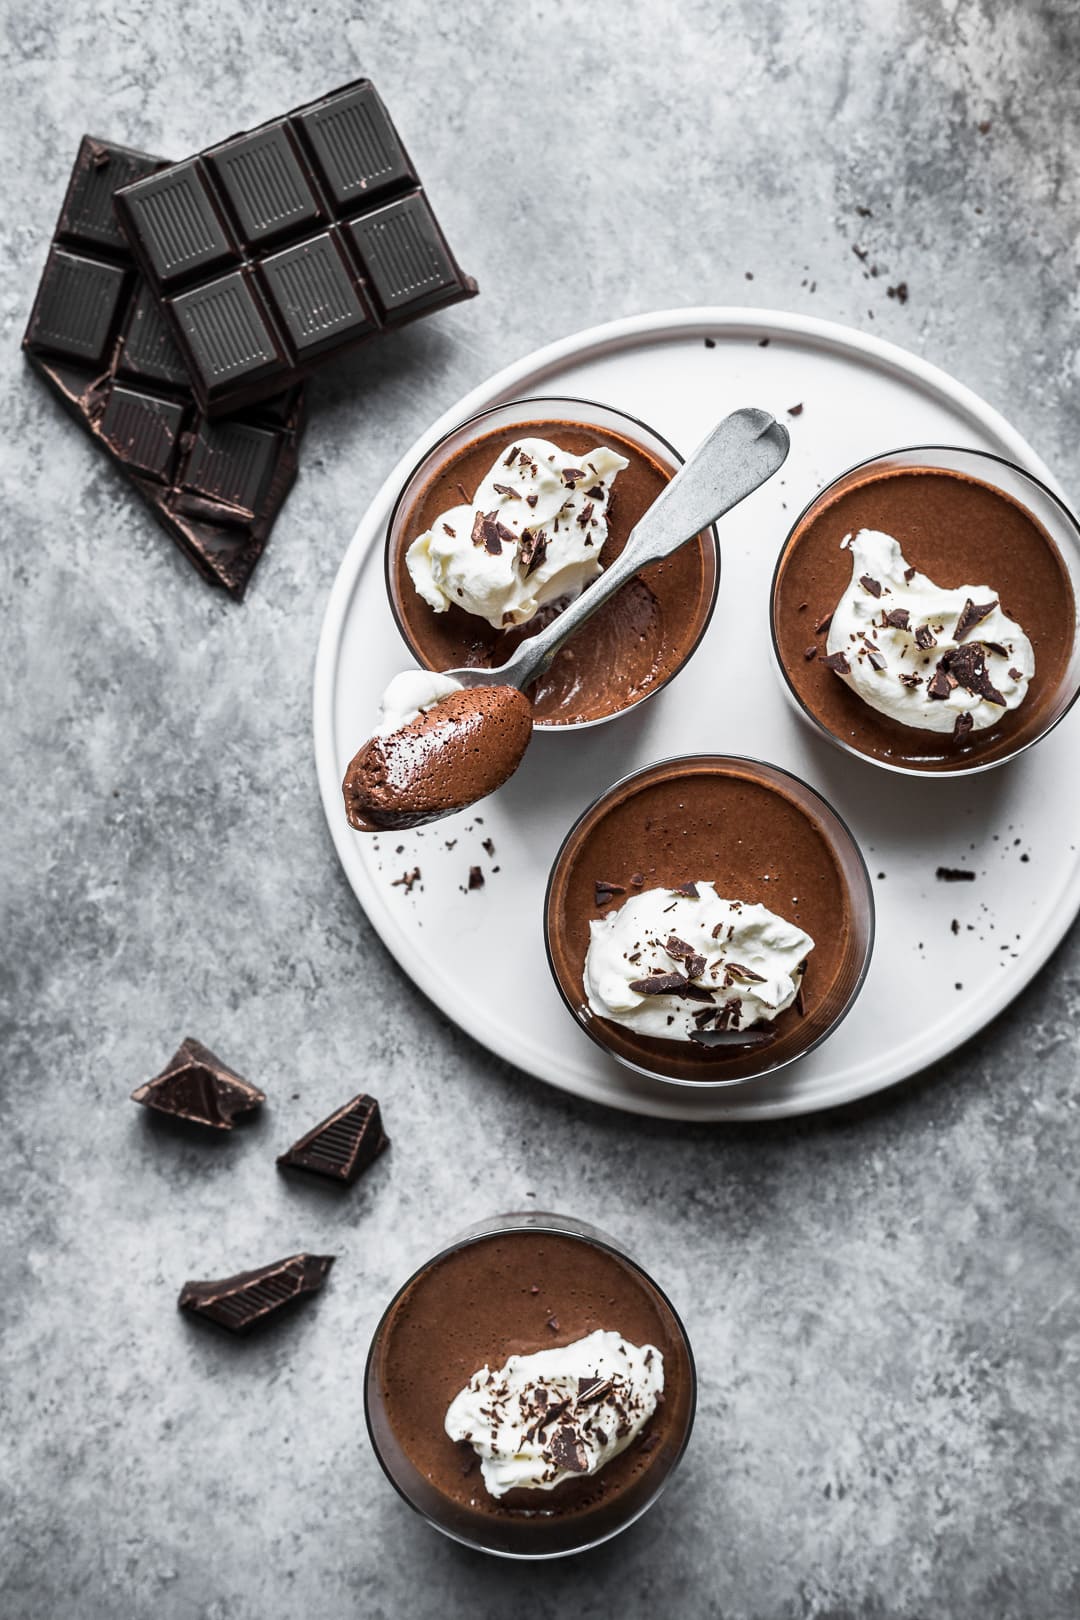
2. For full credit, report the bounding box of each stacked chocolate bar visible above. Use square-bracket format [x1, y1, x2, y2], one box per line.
[23, 82, 477, 598]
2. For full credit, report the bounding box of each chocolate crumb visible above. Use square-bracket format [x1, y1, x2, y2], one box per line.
[758, 337, 770, 347]
[950, 919, 960, 935]
[391, 867, 421, 892]
[904, 565, 916, 582]
[546, 1316, 560, 1333]
[787, 403, 804, 417]
[630, 872, 645, 888]
[936, 867, 976, 882]
[704, 336, 716, 348]
[468, 866, 484, 889]
[503, 445, 519, 468]
[886, 282, 909, 304]
[1008, 666, 1022, 680]
[804, 645, 818, 661]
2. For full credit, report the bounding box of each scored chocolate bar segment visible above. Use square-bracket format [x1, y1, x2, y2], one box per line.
[277, 1092, 389, 1186]
[22, 137, 304, 597]
[178, 1254, 335, 1335]
[114, 80, 477, 415]
[131, 1036, 265, 1130]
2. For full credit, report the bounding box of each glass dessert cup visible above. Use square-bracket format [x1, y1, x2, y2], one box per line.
[770, 446, 1080, 776]
[364, 1211, 696, 1559]
[544, 755, 874, 1087]
[384, 396, 720, 731]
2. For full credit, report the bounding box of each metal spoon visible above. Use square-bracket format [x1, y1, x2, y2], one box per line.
[440, 406, 790, 693]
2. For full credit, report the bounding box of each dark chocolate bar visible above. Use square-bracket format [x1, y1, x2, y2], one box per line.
[114, 80, 477, 415]
[23, 137, 304, 597]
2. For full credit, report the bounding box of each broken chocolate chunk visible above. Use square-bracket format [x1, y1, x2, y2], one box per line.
[178, 1253, 334, 1335]
[813, 612, 833, 634]
[859, 574, 883, 598]
[471, 510, 516, 555]
[866, 646, 887, 671]
[491, 482, 520, 499]
[883, 608, 910, 629]
[549, 1425, 588, 1473]
[926, 669, 955, 699]
[904, 565, 916, 582]
[803, 645, 818, 661]
[954, 597, 998, 641]
[724, 962, 766, 984]
[898, 672, 923, 688]
[914, 624, 937, 650]
[468, 865, 484, 889]
[629, 971, 693, 996]
[391, 866, 421, 892]
[821, 651, 851, 674]
[672, 881, 700, 898]
[594, 879, 627, 907]
[517, 528, 548, 576]
[131, 1037, 264, 1130]
[787, 403, 804, 417]
[937, 642, 1006, 705]
[276, 1093, 389, 1186]
[576, 1376, 613, 1405]
[952, 712, 974, 741]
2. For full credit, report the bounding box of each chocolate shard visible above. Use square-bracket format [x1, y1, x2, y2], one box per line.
[672, 881, 700, 898]
[883, 608, 910, 629]
[813, 612, 833, 634]
[518, 528, 548, 576]
[178, 1253, 334, 1335]
[926, 669, 954, 700]
[576, 1376, 613, 1405]
[549, 1424, 588, 1473]
[131, 1037, 264, 1130]
[595, 879, 627, 906]
[936, 866, 976, 883]
[953, 711, 974, 741]
[821, 650, 851, 674]
[665, 935, 706, 979]
[938, 642, 1006, 705]
[629, 971, 693, 996]
[914, 624, 937, 650]
[859, 574, 883, 597]
[468, 865, 484, 889]
[866, 645, 887, 671]
[276, 1092, 389, 1186]
[954, 597, 998, 641]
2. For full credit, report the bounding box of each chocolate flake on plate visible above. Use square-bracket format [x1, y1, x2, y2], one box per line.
[468, 865, 484, 889]
[391, 866, 421, 891]
[954, 597, 998, 642]
[936, 866, 976, 882]
[178, 1253, 334, 1335]
[787, 403, 804, 417]
[131, 1037, 264, 1130]
[276, 1093, 389, 1186]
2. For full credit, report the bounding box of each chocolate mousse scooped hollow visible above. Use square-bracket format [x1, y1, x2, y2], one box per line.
[343, 684, 533, 831]
[385, 397, 719, 730]
[364, 1211, 696, 1558]
[771, 446, 1080, 775]
[545, 756, 874, 1086]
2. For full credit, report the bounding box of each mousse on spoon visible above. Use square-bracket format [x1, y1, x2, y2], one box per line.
[343, 407, 789, 832]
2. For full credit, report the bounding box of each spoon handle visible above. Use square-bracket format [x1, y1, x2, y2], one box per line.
[490, 406, 789, 688]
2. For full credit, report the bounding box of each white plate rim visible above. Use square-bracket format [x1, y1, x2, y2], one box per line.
[313, 306, 1080, 1121]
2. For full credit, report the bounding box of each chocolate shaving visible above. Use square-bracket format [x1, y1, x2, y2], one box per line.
[938, 642, 1005, 705]
[821, 651, 850, 674]
[576, 501, 595, 529]
[546, 1315, 560, 1333]
[468, 866, 484, 889]
[914, 624, 937, 650]
[883, 608, 910, 629]
[954, 597, 998, 641]
[584, 485, 604, 499]
[904, 565, 916, 581]
[455, 481, 470, 503]
[926, 669, 955, 699]
[442, 522, 456, 537]
[898, 672, 923, 688]
[525, 493, 539, 508]
[518, 528, 548, 575]
[391, 866, 421, 892]
[952, 712, 974, 741]
[492, 482, 520, 499]
[576, 1376, 613, 1405]
[813, 612, 833, 634]
[471, 510, 516, 556]
[665, 935, 706, 979]
[866, 646, 887, 671]
[482, 837, 495, 857]
[503, 445, 519, 467]
[628, 972, 693, 996]
[594, 879, 627, 906]
[562, 467, 586, 487]
[787, 403, 804, 417]
[724, 962, 766, 983]
[673, 881, 700, 898]
[803, 645, 818, 661]
[859, 574, 883, 598]
[984, 641, 1009, 658]
[936, 866, 976, 882]
[1008, 666, 1022, 681]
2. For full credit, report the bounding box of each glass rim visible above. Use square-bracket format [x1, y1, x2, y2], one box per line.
[542, 752, 876, 1090]
[382, 394, 722, 734]
[362, 1209, 698, 1560]
[768, 442, 1080, 778]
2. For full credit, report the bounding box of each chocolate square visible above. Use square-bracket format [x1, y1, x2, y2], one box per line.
[260, 232, 374, 357]
[98, 386, 186, 481]
[118, 159, 237, 285]
[208, 123, 323, 245]
[171, 270, 283, 401]
[25, 248, 128, 364]
[297, 82, 416, 207]
[347, 193, 461, 315]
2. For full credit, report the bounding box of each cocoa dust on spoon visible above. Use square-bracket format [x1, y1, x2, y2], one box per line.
[343, 685, 533, 831]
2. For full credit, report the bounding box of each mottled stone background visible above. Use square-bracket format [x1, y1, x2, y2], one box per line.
[2, 1, 1078, 1616]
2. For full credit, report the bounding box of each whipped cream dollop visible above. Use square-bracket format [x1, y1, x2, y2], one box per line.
[374, 669, 464, 737]
[406, 437, 629, 629]
[584, 882, 813, 1042]
[825, 530, 1034, 735]
[445, 1328, 664, 1498]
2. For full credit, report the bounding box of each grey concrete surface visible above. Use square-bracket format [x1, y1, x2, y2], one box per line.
[2, 2, 1079, 1616]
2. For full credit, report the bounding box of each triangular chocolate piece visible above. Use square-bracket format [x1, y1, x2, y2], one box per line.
[131, 1037, 265, 1130]
[276, 1093, 389, 1185]
[178, 1254, 334, 1335]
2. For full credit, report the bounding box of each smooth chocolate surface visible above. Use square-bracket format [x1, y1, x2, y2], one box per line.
[390, 419, 715, 726]
[22, 137, 304, 598]
[342, 684, 533, 831]
[179, 1253, 334, 1334]
[114, 81, 477, 415]
[131, 1036, 265, 1129]
[546, 760, 860, 1082]
[277, 1093, 389, 1185]
[372, 1229, 692, 1528]
[773, 466, 1076, 768]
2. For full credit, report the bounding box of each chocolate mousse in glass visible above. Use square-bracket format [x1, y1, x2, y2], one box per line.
[385, 397, 719, 728]
[771, 447, 1080, 774]
[545, 756, 874, 1086]
[365, 1212, 696, 1558]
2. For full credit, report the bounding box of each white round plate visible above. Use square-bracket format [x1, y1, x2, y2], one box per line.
[314, 308, 1080, 1121]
